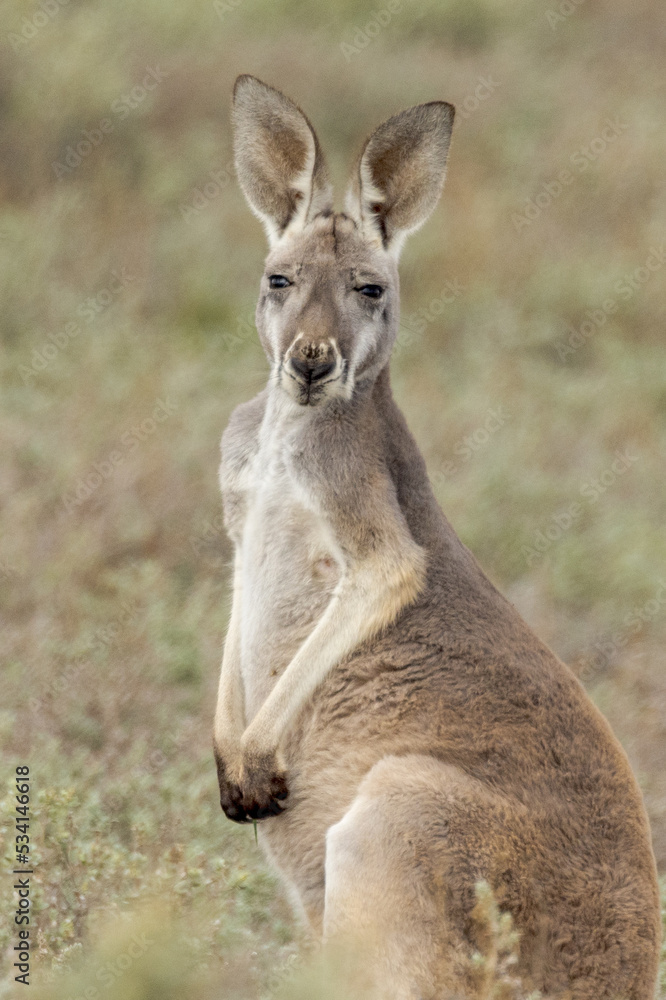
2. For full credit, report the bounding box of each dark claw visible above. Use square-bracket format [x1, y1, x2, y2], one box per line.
[241, 791, 288, 820]
[221, 800, 249, 823]
[249, 802, 279, 820]
[239, 767, 289, 821]
[220, 783, 251, 823]
[216, 746, 289, 823]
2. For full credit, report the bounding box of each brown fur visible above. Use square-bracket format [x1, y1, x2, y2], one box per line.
[213, 77, 661, 999]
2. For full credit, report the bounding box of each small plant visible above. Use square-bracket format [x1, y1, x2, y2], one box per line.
[469, 880, 541, 1000]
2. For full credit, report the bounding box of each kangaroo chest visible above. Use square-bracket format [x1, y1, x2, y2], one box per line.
[236, 416, 341, 721]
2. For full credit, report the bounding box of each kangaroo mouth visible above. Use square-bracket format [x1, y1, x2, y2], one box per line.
[280, 349, 346, 405]
[290, 375, 334, 407]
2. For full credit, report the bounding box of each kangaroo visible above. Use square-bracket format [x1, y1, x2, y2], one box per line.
[213, 75, 661, 999]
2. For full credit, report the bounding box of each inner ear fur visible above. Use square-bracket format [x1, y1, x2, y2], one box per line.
[232, 74, 332, 245]
[347, 101, 455, 256]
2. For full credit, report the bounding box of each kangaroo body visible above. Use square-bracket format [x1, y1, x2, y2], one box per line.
[214, 76, 660, 999]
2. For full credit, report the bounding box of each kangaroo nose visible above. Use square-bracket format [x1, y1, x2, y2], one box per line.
[290, 358, 336, 383]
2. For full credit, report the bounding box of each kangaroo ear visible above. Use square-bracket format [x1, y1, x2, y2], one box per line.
[346, 101, 455, 258]
[232, 75, 332, 246]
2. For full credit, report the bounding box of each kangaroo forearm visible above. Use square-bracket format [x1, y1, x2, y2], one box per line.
[214, 560, 246, 760]
[215, 643, 244, 743]
[242, 545, 426, 754]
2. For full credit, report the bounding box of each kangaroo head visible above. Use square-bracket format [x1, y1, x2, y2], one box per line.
[232, 75, 454, 407]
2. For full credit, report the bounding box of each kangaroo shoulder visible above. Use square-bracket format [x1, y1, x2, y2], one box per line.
[219, 389, 267, 490]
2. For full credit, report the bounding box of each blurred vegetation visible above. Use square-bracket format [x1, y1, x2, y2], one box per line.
[1, 0, 665, 994]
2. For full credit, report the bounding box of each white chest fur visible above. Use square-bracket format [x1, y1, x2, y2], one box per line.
[233, 398, 342, 722]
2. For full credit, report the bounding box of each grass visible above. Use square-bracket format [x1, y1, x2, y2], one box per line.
[1, 0, 664, 994]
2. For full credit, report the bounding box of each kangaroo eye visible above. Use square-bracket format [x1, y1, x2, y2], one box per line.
[358, 285, 383, 299]
[268, 275, 291, 289]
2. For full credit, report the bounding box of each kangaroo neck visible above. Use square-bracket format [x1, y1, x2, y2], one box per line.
[262, 363, 388, 435]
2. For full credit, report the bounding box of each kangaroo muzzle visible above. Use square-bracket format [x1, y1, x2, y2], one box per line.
[282, 337, 343, 404]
